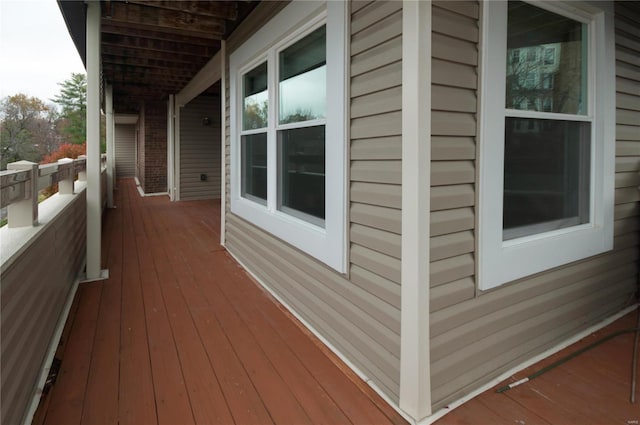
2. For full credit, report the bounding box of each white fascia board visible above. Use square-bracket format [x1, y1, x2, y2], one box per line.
[114, 114, 139, 125]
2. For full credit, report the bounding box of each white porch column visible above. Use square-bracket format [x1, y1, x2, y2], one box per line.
[220, 40, 227, 246]
[86, 0, 103, 280]
[167, 94, 175, 201]
[400, 0, 432, 421]
[105, 84, 115, 208]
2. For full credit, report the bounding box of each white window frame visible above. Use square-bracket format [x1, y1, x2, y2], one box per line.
[478, 1, 615, 290]
[229, 1, 347, 273]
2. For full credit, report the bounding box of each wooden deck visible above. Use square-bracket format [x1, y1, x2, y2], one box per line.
[434, 309, 640, 425]
[33, 179, 407, 425]
[31, 178, 639, 425]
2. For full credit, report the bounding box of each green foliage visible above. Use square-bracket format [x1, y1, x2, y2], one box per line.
[0, 94, 55, 169]
[53, 73, 86, 145]
[243, 100, 268, 129]
[279, 108, 316, 125]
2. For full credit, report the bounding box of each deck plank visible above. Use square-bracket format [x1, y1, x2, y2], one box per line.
[475, 388, 551, 425]
[117, 185, 158, 425]
[153, 204, 352, 424]
[41, 284, 102, 425]
[79, 197, 123, 425]
[435, 310, 640, 424]
[130, 189, 196, 425]
[141, 218, 236, 425]
[150, 204, 277, 424]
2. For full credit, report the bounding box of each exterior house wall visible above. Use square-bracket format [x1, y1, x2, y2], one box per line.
[0, 190, 87, 425]
[115, 124, 136, 178]
[429, 0, 640, 410]
[223, 0, 403, 402]
[143, 100, 168, 193]
[179, 93, 221, 200]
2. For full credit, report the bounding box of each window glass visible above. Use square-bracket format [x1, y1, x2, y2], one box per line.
[506, 1, 587, 115]
[241, 133, 267, 202]
[279, 26, 326, 124]
[503, 118, 590, 240]
[278, 125, 325, 222]
[243, 62, 268, 130]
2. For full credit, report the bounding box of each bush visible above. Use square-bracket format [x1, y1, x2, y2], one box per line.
[41, 142, 86, 164]
[40, 142, 87, 199]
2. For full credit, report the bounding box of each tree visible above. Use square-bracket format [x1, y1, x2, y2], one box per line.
[52, 73, 86, 145]
[0, 94, 55, 169]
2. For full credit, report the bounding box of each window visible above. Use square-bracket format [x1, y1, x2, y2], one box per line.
[544, 47, 556, 65]
[541, 73, 554, 90]
[478, 1, 615, 290]
[230, 1, 347, 272]
[511, 49, 520, 64]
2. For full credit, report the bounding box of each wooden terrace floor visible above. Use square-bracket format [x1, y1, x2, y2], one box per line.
[33, 179, 407, 425]
[32, 178, 639, 425]
[434, 310, 640, 425]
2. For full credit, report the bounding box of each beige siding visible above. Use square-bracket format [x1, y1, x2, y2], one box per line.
[180, 93, 221, 201]
[429, 0, 640, 410]
[224, 1, 402, 401]
[115, 124, 136, 178]
[1, 191, 86, 425]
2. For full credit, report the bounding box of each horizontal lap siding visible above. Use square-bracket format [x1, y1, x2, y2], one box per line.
[430, 1, 479, 315]
[429, 1, 640, 410]
[0, 192, 86, 425]
[115, 125, 136, 178]
[180, 94, 221, 200]
[224, 1, 401, 402]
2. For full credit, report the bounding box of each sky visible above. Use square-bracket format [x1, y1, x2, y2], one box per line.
[0, 0, 86, 105]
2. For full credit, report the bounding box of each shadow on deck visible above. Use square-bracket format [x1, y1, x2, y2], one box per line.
[32, 178, 407, 425]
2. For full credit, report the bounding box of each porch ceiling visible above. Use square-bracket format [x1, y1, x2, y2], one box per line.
[59, 1, 258, 113]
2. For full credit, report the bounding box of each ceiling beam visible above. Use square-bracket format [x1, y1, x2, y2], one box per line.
[103, 2, 226, 39]
[125, 1, 238, 21]
[101, 23, 220, 47]
[101, 45, 211, 66]
[102, 54, 203, 72]
[101, 35, 215, 57]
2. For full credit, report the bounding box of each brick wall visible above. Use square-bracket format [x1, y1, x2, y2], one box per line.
[136, 103, 145, 190]
[142, 100, 167, 193]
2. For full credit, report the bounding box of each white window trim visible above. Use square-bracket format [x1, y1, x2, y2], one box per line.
[478, 0, 615, 290]
[229, 1, 347, 273]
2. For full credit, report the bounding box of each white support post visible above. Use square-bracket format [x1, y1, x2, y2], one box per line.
[174, 104, 181, 201]
[57, 158, 75, 195]
[77, 155, 87, 182]
[220, 40, 227, 246]
[86, 0, 103, 281]
[7, 161, 38, 228]
[167, 94, 175, 201]
[105, 84, 115, 208]
[400, 0, 432, 421]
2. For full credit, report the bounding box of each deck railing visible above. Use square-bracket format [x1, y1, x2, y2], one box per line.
[0, 154, 106, 228]
[0, 154, 107, 425]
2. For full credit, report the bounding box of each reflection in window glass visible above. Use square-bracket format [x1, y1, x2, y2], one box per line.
[278, 125, 325, 222]
[241, 133, 267, 202]
[503, 118, 590, 240]
[243, 62, 268, 130]
[279, 26, 326, 124]
[506, 1, 587, 115]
